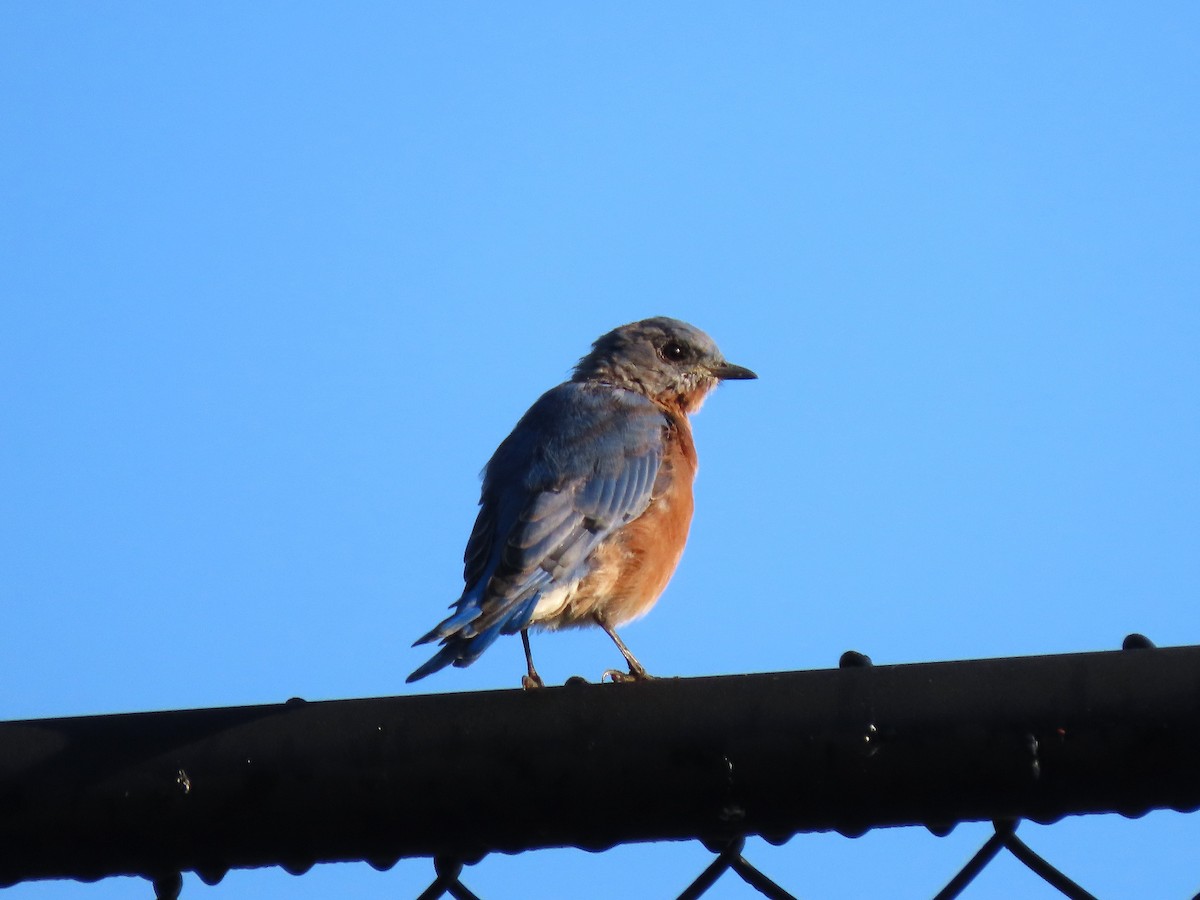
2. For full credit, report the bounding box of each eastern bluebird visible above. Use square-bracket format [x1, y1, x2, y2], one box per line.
[408, 317, 756, 687]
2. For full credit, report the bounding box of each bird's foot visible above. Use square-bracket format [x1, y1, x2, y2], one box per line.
[602, 666, 654, 684]
[521, 672, 546, 690]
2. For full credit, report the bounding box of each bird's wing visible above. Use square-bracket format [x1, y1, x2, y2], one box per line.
[408, 383, 666, 677]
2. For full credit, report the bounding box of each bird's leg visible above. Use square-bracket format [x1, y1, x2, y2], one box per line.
[520, 629, 545, 690]
[594, 614, 653, 682]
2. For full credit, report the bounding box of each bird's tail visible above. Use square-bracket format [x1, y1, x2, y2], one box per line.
[406, 593, 537, 683]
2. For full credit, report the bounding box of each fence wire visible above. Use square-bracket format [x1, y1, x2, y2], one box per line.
[138, 813, 1193, 900]
[408, 820, 1109, 900]
[5, 641, 1199, 899]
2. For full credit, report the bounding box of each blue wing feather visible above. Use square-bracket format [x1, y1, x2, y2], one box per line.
[407, 382, 666, 682]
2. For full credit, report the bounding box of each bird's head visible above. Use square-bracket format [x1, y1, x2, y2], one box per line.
[572, 317, 756, 414]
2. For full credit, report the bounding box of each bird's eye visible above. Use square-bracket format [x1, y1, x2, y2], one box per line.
[660, 340, 689, 362]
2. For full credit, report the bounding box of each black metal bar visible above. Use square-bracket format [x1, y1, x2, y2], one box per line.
[932, 822, 1011, 900]
[1002, 832, 1098, 900]
[729, 855, 798, 900]
[2, 645, 1198, 888]
[414, 858, 482, 900]
[675, 840, 740, 900]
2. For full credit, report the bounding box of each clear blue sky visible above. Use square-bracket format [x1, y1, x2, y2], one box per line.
[3, 3, 1198, 898]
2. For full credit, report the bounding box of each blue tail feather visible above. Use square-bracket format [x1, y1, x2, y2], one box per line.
[412, 603, 483, 646]
[407, 595, 540, 682]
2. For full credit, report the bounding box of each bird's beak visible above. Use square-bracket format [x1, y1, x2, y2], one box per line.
[707, 361, 758, 380]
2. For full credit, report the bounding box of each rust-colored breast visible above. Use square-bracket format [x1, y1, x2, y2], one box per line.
[557, 411, 698, 628]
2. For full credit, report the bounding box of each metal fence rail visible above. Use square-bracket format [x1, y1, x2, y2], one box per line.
[2, 640, 1198, 897]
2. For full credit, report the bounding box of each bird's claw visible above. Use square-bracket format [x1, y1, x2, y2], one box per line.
[521, 673, 545, 690]
[602, 667, 654, 684]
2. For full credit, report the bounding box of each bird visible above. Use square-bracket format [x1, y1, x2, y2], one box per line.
[407, 316, 756, 687]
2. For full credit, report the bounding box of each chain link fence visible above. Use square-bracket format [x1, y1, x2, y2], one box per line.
[407, 818, 1175, 900]
[4, 642, 1198, 899]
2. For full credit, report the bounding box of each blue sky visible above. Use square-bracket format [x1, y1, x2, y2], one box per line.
[3, 3, 1198, 898]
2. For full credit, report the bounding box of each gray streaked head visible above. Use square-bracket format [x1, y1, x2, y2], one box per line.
[572, 317, 756, 412]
